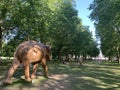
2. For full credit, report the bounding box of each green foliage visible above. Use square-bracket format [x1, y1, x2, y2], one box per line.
[1, 0, 98, 59]
[89, 0, 120, 61]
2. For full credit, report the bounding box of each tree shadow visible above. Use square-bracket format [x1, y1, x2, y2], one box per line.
[0, 61, 120, 90]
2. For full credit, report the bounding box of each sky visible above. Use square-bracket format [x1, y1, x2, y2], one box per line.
[75, 0, 95, 37]
[75, 0, 104, 56]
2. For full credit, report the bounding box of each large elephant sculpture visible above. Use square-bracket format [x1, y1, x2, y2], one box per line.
[4, 40, 51, 84]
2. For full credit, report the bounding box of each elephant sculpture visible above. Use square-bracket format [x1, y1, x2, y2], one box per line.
[4, 40, 51, 84]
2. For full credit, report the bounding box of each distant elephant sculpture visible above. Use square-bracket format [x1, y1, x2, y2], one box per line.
[4, 40, 51, 84]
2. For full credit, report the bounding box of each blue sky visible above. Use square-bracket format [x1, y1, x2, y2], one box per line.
[75, 0, 95, 37]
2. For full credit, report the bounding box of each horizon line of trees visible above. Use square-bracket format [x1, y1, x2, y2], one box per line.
[0, 0, 99, 62]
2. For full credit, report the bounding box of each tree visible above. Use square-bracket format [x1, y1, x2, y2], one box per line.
[1, 0, 98, 63]
[89, 0, 120, 63]
[49, 0, 78, 60]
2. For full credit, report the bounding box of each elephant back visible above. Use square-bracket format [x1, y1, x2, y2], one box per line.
[14, 40, 51, 62]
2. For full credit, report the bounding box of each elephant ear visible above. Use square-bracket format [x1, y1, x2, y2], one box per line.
[44, 44, 52, 61]
[39, 43, 52, 61]
[45, 44, 51, 51]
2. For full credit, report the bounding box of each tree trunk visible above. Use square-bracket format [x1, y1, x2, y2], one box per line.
[0, 27, 2, 49]
[65, 54, 70, 62]
[0, 20, 3, 50]
[117, 54, 120, 64]
[118, 58, 120, 64]
[116, 47, 120, 64]
[108, 56, 111, 61]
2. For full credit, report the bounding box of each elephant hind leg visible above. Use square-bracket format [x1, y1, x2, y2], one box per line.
[23, 61, 32, 82]
[41, 58, 48, 78]
[31, 63, 38, 79]
[4, 57, 20, 84]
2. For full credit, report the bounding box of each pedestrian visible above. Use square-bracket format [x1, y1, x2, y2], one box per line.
[77, 56, 83, 66]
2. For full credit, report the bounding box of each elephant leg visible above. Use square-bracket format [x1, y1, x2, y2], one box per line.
[41, 58, 48, 78]
[31, 63, 38, 79]
[4, 57, 20, 84]
[23, 61, 31, 82]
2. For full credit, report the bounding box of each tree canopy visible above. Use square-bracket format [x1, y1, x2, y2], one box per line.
[89, 0, 120, 62]
[0, 0, 99, 60]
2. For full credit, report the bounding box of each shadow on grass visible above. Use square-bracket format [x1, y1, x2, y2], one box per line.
[68, 62, 120, 90]
[0, 61, 120, 90]
[48, 61, 120, 90]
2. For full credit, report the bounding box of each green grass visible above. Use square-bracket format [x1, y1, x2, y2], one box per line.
[0, 60, 120, 90]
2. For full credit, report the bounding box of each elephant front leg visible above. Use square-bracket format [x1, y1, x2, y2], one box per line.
[24, 62, 32, 82]
[4, 57, 20, 84]
[41, 59, 48, 78]
[31, 63, 38, 79]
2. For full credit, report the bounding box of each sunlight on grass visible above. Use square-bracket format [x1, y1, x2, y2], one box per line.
[1, 76, 47, 88]
[81, 76, 119, 89]
[0, 61, 120, 90]
[49, 74, 68, 80]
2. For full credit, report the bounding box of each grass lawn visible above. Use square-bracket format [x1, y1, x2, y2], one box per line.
[0, 60, 120, 90]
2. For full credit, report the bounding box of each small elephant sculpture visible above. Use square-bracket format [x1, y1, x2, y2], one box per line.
[4, 40, 51, 84]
